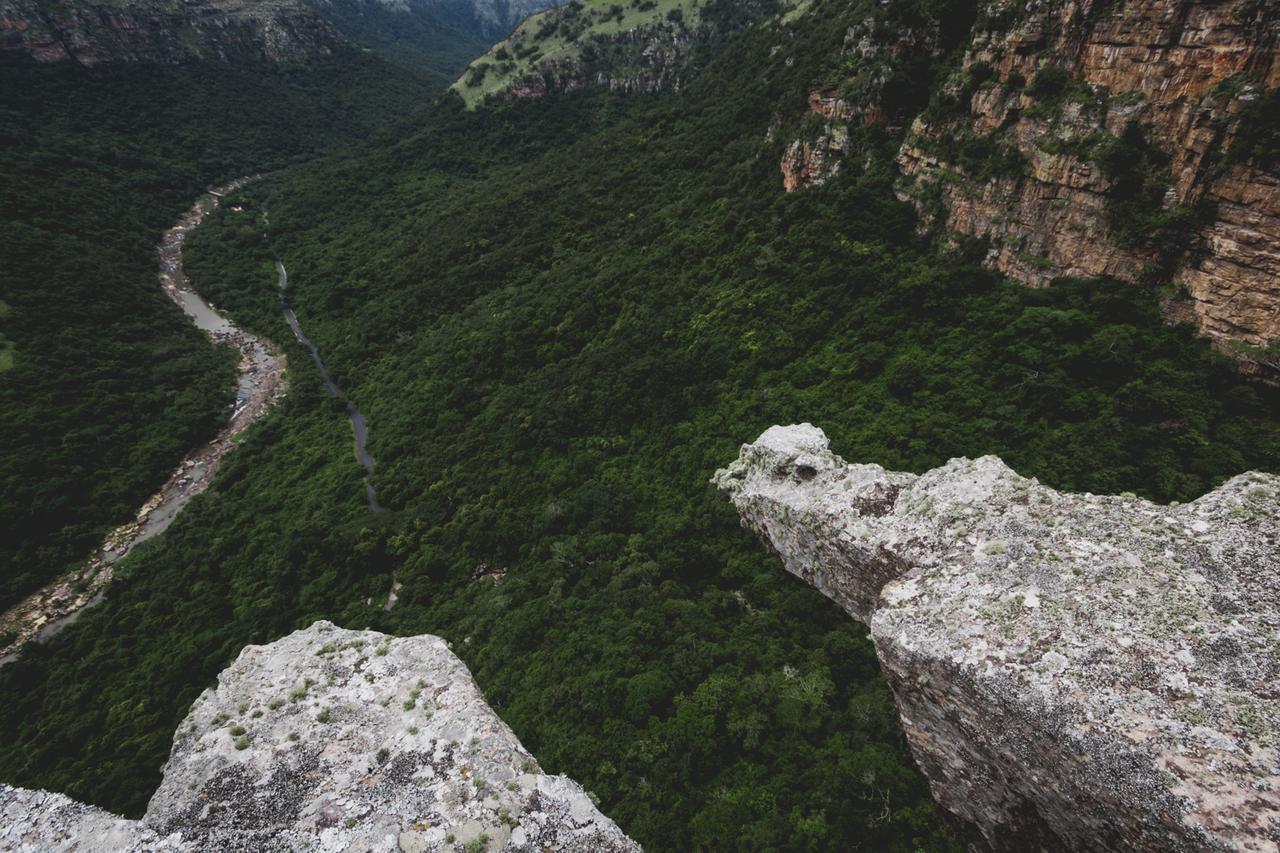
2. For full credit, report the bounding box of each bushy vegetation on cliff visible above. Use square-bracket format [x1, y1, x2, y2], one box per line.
[1, 1, 1278, 851]
[0, 52, 428, 613]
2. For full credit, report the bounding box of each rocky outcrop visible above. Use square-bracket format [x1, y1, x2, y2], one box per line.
[777, 12, 945, 190]
[0, 0, 346, 64]
[0, 621, 639, 851]
[452, 0, 771, 106]
[780, 126, 847, 192]
[892, 0, 1280, 353]
[715, 424, 1280, 851]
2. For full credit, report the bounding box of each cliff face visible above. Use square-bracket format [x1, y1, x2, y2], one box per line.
[0, 622, 638, 851]
[783, 0, 1280, 360]
[451, 0, 769, 106]
[716, 424, 1280, 852]
[0, 0, 561, 66]
[779, 12, 945, 191]
[0, 0, 345, 64]
[899, 0, 1280, 352]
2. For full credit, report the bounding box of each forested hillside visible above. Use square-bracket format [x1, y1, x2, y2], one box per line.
[0, 52, 427, 613]
[1, 0, 1278, 851]
[317, 0, 565, 78]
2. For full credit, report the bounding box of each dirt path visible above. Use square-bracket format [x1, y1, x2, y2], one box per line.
[0, 180, 287, 665]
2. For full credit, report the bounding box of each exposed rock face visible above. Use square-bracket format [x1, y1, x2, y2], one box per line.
[0, 0, 345, 64]
[780, 125, 848, 192]
[1182, 163, 1280, 349]
[893, 0, 1280, 352]
[507, 25, 696, 99]
[0, 622, 639, 852]
[452, 0, 772, 106]
[781, 0, 1280, 357]
[715, 424, 1280, 852]
[778, 13, 944, 190]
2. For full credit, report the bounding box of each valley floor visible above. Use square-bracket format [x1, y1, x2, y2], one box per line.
[0, 183, 287, 663]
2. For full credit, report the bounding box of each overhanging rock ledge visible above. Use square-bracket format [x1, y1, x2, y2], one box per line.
[714, 424, 1279, 851]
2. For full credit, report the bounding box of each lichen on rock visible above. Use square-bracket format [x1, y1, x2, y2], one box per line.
[716, 424, 1280, 851]
[0, 622, 639, 852]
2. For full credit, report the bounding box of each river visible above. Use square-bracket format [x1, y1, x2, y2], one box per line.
[0, 182, 288, 664]
[0, 180, 398, 665]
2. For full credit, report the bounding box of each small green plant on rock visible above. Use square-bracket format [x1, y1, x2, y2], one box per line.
[463, 834, 491, 853]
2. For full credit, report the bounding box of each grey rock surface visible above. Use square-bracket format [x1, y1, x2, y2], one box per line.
[715, 424, 1280, 852]
[1, 621, 638, 852]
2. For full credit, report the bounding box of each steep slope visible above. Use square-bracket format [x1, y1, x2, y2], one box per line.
[777, 0, 1280, 368]
[717, 424, 1279, 851]
[3, 621, 638, 851]
[451, 0, 772, 105]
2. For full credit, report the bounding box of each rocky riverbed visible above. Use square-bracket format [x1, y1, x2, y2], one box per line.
[0, 181, 287, 664]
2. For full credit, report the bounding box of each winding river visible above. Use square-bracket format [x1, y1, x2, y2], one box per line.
[0, 180, 390, 663]
[0, 181, 287, 663]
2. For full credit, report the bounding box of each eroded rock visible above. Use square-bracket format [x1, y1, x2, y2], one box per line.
[0, 622, 639, 852]
[894, 0, 1280, 355]
[716, 424, 1280, 851]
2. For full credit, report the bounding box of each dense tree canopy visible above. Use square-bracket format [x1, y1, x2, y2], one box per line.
[1, 2, 1277, 851]
[0, 51, 429, 612]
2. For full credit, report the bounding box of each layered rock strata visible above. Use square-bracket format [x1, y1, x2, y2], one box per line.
[895, 0, 1280, 352]
[1, 621, 638, 852]
[781, 0, 1280, 356]
[715, 424, 1280, 851]
[0, 0, 344, 64]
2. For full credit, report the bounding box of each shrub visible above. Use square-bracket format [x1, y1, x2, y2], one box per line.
[1027, 65, 1069, 100]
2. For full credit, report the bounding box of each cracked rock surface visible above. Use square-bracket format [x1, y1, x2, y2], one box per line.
[1, 621, 639, 852]
[715, 424, 1279, 852]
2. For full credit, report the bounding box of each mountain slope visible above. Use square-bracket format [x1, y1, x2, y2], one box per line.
[776, 0, 1280, 371]
[452, 0, 771, 105]
[0, 0, 561, 71]
[298, 0, 564, 77]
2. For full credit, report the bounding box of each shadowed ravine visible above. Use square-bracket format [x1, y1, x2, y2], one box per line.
[275, 259, 385, 515]
[272, 254, 396, 609]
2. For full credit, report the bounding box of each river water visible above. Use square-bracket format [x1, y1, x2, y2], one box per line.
[275, 260, 385, 514]
[0, 181, 288, 663]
